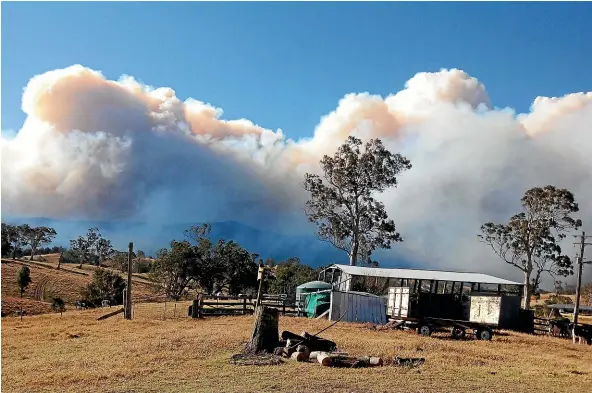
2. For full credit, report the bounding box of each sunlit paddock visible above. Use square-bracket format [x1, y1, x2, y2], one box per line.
[2, 303, 591, 393]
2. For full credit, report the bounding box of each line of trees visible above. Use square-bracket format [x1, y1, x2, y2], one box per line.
[149, 224, 259, 300]
[146, 224, 321, 301]
[2, 224, 57, 260]
[69, 227, 115, 268]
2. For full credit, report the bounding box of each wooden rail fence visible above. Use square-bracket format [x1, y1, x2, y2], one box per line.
[533, 317, 550, 335]
[190, 294, 298, 318]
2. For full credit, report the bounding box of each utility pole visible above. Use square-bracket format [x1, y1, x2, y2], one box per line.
[573, 232, 592, 325]
[125, 242, 133, 320]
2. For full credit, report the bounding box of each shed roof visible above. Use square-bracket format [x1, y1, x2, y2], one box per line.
[327, 264, 521, 286]
[296, 280, 333, 290]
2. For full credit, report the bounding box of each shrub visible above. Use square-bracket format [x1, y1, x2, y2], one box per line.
[17, 266, 32, 297]
[61, 249, 80, 264]
[81, 269, 126, 307]
[51, 297, 66, 314]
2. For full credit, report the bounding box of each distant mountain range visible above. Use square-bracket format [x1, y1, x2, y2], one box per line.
[3, 216, 414, 268]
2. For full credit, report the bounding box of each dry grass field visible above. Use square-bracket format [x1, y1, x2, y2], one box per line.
[1, 258, 160, 316]
[2, 305, 591, 393]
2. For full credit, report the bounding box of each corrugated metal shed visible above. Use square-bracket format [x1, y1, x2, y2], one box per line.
[328, 264, 521, 285]
[329, 290, 387, 325]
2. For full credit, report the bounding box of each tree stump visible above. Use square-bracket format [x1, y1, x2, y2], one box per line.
[245, 306, 279, 354]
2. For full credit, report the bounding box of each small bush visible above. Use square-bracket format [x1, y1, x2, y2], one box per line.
[51, 297, 66, 314]
[135, 260, 153, 274]
[81, 269, 126, 307]
[60, 249, 80, 264]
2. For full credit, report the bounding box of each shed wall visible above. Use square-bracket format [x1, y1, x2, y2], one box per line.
[329, 291, 386, 324]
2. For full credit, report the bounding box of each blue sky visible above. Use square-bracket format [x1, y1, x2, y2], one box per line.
[2, 2, 592, 140]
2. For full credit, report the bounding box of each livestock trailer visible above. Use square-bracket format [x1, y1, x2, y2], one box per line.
[387, 287, 522, 340]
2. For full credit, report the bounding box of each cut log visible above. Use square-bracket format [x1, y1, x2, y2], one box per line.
[357, 356, 384, 367]
[244, 306, 279, 354]
[317, 352, 333, 367]
[290, 352, 308, 362]
[316, 352, 382, 368]
[296, 345, 311, 359]
[310, 350, 348, 361]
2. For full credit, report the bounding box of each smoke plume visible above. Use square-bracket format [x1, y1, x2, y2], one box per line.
[2, 65, 592, 283]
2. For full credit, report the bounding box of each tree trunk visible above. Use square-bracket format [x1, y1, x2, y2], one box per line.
[349, 236, 359, 266]
[522, 269, 532, 310]
[57, 250, 63, 270]
[245, 306, 279, 354]
[30, 247, 36, 261]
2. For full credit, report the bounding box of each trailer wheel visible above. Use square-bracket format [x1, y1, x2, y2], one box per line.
[451, 327, 466, 339]
[476, 328, 493, 341]
[418, 323, 432, 337]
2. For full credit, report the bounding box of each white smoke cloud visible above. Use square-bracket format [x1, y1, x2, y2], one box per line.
[2, 65, 592, 284]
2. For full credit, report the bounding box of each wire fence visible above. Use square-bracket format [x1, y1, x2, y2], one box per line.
[132, 301, 194, 321]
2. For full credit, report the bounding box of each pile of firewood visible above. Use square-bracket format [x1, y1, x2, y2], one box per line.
[273, 330, 384, 368]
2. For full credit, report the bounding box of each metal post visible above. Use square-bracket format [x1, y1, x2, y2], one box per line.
[125, 242, 133, 320]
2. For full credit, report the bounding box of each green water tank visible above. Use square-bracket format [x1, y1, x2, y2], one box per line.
[296, 281, 332, 310]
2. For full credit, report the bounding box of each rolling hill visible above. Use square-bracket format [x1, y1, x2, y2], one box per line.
[1, 256, 160, 316]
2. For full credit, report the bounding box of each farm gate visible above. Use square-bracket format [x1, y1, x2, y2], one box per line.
[192, 294, 298, 317]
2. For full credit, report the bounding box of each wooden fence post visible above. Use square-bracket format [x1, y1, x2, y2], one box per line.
[191, 298, 200, 318]
[124, 242, 133, 320]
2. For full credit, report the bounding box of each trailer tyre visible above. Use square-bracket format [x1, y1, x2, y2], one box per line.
[451, 327, 466, 339]
[476, 328, 493, 341]
[418, 323, 432, 337]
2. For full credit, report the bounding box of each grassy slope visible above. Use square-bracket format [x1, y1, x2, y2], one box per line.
[2, 307, 591, 393]
[1, 257, 160, 316]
